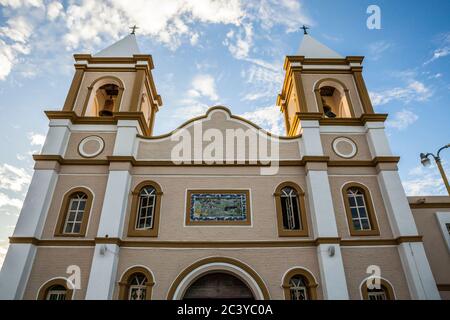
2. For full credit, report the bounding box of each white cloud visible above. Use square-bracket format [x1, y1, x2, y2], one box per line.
[0, 0, 43, 8]
[0, 15, 33, 43]
[386, 109, 418, 130]
[223, 23, 253, 59]
[0, 15, 33, 80]
[62, 0, 244, 51]
[424, 32, 450, 65]
[240, 105, 284, 135]
[173, 73, 220, 120]
[368, 41, 391, 60]
[0, 163, 32, 193]
[46, 1, 64, 21]
[402, 162, 449, 196]
[189, 74, 219, 101]
[27, 132, 46, 146]
[0, 192, 23, 210]
[189, 32, 199, 46]
[245, 0, 312, 32]
[370, 80, 432, 106]
[241, 58, 283, 102]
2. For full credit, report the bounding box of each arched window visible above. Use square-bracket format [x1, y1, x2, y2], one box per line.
[37, 279, 73, 300]
[136, 186, 156, 230]
[289, 275, 309, 300]
[274, 182, 308, 237]
[55, 187, 93, 237]
[46, 285, 67, 300]
[282, 268, 318, 300]
[342, 183, 379, 236]
[128, 181, 162, 237]
[118, 267, 154, 300]
[314, 79, 355, 118]
[361, 279, 395, 300]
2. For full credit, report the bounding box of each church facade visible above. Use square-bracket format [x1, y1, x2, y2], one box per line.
[0, 33, 449, 300]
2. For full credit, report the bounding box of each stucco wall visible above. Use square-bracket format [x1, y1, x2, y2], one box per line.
[114, 247, 322, 300]
[23, 247, 94, 300]
[122, 166, 313, 241]
[41, 174, 108, 239]
[341, 246, 410, 299]
[329, 175, 394, 239]
[411, 207, 450, 286]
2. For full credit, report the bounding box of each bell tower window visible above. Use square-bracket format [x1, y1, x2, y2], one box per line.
[83, 77, 124, 117]
[96, 84, 119, 116]
[319, 84, 352, 118]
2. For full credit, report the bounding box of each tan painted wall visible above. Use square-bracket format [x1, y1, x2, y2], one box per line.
[114, 247, 322, 300]
[301, 73, 364, 116]
[64, 132, 116, 160]
[23, 247, 94, 300]
[341, 246, 410, 299]
[122, 167, 313, 241]
[411, 207, 450, 286]
[329, 175, 394, 239]
[321, 133, 372, 161]
[41, 174, 108, 239]
[137, 109, 302, 161]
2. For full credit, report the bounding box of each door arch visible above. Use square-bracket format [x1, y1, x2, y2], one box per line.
[168, 257, 270, 299]
[183, 272, 254, 299]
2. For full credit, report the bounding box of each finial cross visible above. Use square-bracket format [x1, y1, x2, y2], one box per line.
[130, 25, 139, 35]
[301, 25, 309, 35]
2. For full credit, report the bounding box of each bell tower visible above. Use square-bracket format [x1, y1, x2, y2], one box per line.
[276, 32, 380, 136]
[54, 33, 162, 136]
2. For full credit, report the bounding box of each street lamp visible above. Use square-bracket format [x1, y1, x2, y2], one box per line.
[420, 144, 450, 195]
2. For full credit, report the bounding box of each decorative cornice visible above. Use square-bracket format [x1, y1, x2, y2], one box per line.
[292, 112, 388, 126]
[409, 202, 450, 209]
[32, 155, 400, 167]
[73, 54, 153, 67]
[9, 236, 423, 248]
[45, 110, 151, 136]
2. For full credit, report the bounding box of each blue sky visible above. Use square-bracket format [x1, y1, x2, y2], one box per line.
[0, 0, 449, 266]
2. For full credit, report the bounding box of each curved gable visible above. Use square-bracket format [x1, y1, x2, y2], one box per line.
[137, 106, 302, 162]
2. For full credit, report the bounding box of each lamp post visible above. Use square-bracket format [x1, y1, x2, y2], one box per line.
[420, 144, 450, 195]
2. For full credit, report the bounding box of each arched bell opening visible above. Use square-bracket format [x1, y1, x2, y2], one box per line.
[95, 84, 119, 117]
[314, 79, 355, 118]
[82, 76, 124, 117]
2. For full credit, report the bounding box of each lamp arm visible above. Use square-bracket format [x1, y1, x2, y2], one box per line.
[436, 144, 450, 159]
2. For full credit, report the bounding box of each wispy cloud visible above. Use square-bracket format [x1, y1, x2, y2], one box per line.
[188, 74, 219, 101]
[240, 105, 284, 135]
[402, 162, 449, 196]
[370, 80, 432, 106]
[27, 132, 46, 146]
[424, 32, 450, 65]
[367, 40, 391, 61]
[175, 73, 220, 120]
[0, 192, 23, 210]
[0, 163, 31, 193]
[386, 109, 418, 130]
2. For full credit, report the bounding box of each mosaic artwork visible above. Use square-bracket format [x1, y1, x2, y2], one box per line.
[188, 191, 248, 222]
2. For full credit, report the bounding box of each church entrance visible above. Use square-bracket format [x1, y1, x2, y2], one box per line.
[183, 272, 255, 299]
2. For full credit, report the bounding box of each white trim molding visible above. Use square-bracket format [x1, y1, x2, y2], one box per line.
[435, 212, 450, 253]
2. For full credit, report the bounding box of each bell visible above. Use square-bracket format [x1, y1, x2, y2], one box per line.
[323, 105, 336, 118]
[99, 98, 114, 116]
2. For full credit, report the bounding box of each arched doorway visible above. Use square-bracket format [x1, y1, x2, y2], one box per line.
[168, 257, 270, 299]
[183, 272, 254, 299]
